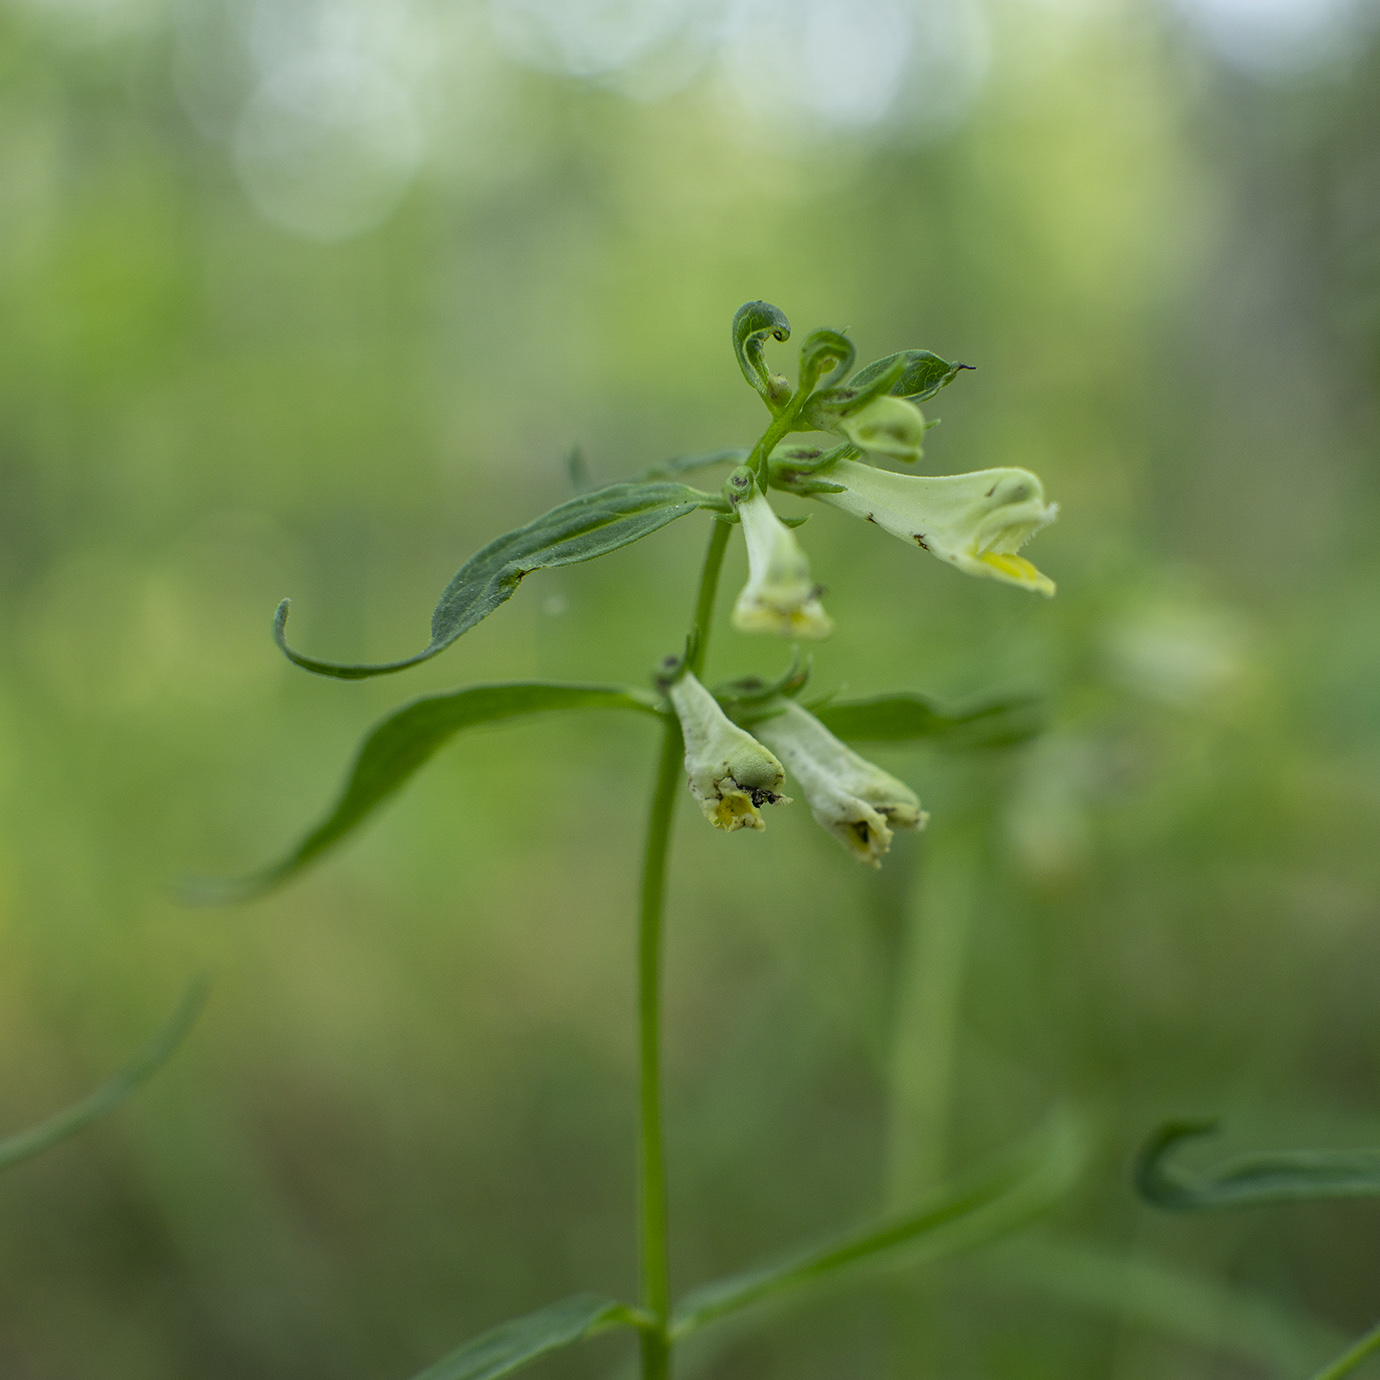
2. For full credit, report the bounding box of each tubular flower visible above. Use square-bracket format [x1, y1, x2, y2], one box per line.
[835, 395, 927, 464]
[667, 672, 790, 831]
[752, 698, 926, 867]
[729, 480, 833, 640]
[814, 459, 1058, 596]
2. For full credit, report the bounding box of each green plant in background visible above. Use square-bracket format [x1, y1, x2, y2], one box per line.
[210, 302, 1076, 1380]
[0, 981, 206, 1177]
[1137, 1123, 1380, 1380]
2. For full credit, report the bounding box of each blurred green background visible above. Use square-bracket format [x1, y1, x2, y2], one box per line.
[3, 0, 1380, 1375]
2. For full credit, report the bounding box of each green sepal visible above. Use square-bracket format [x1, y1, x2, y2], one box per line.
[189, 683, 664, 904]
[713, 649, 811, 712]
[850, 350, 973, 403]
[813, 692, 1046, 750]
[732, 300, 792, 409]
[0, 978, 210, 1174]
[1136, 1121, 1380, 1212]
[409, 1293, 649, 1380]
[804, 355, 909, 427]
[275, 482, 723, 680]
[670, 1109, 1084, 1339]
[798, 328, 855, 395]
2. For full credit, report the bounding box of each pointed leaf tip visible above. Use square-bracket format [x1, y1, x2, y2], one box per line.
[190, 683, 665, 904]
[273, 482, 720, 680]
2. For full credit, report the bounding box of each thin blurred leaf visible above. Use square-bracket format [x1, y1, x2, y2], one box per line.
[981, 1235, 1344, 1376]
[566, 446, 592, 494]
[812, 692, 1046, 750]
[850, 350, 973, 404]
[192, 683, 663, 904]
[410, 1293, 645, 1380]
[1136, 1121, 1380, 1211]
[670, 1109, 1083, 1339]
[636, 447, 749, 481]
[1310, 1320, 1380, 1380]
[0, 979, 210, 1175]
[275, 482, 722, 679]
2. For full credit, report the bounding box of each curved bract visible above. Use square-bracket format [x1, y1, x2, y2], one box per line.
[275, 482, 722, 680]
[190, 683, 663, 903]
[1136, 1121, 1380, 1211]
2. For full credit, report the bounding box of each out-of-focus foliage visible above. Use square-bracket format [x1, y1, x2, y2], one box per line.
[2, 0, 1380, 1376]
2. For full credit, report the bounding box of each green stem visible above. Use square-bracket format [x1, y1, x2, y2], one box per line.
[748, 390, 812, 490]
[688, 518, 731, 678]
[637, 521, 732, 1380]
[637, 720, 681, 1380]
[1311, 1320, 1380, 1380]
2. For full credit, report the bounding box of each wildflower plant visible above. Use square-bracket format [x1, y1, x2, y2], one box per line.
[209, 303, 1080, 1380]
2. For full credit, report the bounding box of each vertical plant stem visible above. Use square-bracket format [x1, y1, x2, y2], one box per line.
[637, 720, 681, 1380]
[688, 517, 732, 678]
[637, 519, 733, 1380]
[885, 829, 981, 1205]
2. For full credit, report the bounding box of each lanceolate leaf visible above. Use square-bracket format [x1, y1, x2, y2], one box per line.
[813, 692, 1046, 750]
[0, 978, 209, 1175]
[276, 482, 721, 680]
[409, 1293, 646, 1380]
[193, 683, 663, 904]
[1136, 1122, 1380, 1212]
[670, 1109, 1083, 1339]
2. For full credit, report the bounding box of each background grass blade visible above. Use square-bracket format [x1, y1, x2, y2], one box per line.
[670, 1109, 1084, 1339]
[0, 978, 210, 1175]
[978, 1236, 1345, 1376]
[1137, 1121, 1380, 1211]
[410, 1293, 645, 1380]
[275, 482, 721, 679]
[1309, 1319, 1380, 1380]
[192, 683, 663, 904]
[813, 692, 1046, 750]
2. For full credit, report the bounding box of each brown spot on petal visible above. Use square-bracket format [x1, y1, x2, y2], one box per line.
[912, 533, 930, 550]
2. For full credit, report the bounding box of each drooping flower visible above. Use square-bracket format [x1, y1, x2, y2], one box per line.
[834, 394, 928, 464]
[667, 671, 790, 831]
[726, 471, 833, 640]
[811, 458, 1058, 596]
[752, 698, 926, 867]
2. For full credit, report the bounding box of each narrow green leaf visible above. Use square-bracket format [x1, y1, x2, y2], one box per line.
[1136, 1121, 1380, 1212]
[409, 1293, 645, 1380]
[1310, 1319, 1380, 1380]
[812, 692, 1046, 750]
[670, 1109, 1083, 1339]
[0, 978, 210, 1175]
[732, 300, 791, 402]
[849, 350, 973, 404]
[275, 481, 720, 680]
[636, 447, 750, 481]
[191, 683, 663, 904]
[981, 1236, 1344, 1377]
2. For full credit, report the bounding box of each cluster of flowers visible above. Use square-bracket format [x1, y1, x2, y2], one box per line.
[664, 383, 1058, 868]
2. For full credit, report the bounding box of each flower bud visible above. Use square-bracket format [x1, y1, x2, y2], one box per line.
[817, 459, 1058, 596]
[667, 671, 790, 831]
[753, 699, 926, 867]
[725, 471, 833, 640]
[836, 395, 928, 464]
